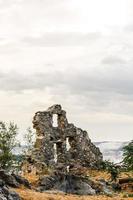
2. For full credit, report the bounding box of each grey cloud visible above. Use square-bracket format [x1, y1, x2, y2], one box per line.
[65, 72, 133, 97]
[1, 68, 133, 129]
[0, 70, 63, 91]
[102, 56, 126, 65]
[0, 0, 56, 8]
[22, 32, 102, 47]
[0, 66, 133, 97]
[124, 24, 133, 32]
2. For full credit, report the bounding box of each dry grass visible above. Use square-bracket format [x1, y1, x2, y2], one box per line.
[15, 188, 130, 200]
[119, 171, 133, 179]
[22, 173, 39, 187]
[16, 170, 132, 200]
[86, 169, 110, 181]
[86, 169, 133, 182]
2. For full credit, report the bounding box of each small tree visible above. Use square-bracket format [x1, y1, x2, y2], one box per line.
[122, 140, 133, 171]
[0, 121, 19, 170]
[21, 127, 35, 161]
[101, 160, 120, 182]
[24, 127, 35, 151]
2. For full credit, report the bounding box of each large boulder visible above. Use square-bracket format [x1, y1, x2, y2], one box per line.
[38, 173, 96, 195]
[0, 170, 31, 189]
[0, 170, 28, 199]
[11, 174, 31, 189]
[0, 171, 19, 188]
[0, 185, 21, 200]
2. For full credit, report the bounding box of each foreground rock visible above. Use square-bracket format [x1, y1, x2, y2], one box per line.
[0, 170, 19, 188]
[0, 170, 32, 200]
[38, 173, 95, 195]
[0, 180, 21, 200]
[37, 171, 115, 196]
[0, 170, 31, 189]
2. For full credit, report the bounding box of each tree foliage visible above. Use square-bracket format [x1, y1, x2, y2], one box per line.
[24, 127, 35, 150]
[100, 160, 120, 182]
[0, 121, 19, 170]
[122, 140, 133, 171]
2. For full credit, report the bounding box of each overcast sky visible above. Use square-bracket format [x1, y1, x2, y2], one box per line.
[0, 0, 133, 141]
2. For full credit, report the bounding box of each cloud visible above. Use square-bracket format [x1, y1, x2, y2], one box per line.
[0, 0, 82, 39]
[1, 65, 133, 97]
[124, 24, 133, 32]
[0, 0, 133, 142]
[102, 56, 126, 65]
[22, 32, 102, 47]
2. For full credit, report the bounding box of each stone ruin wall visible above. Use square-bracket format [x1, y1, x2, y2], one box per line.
[24, 104, 102, 175]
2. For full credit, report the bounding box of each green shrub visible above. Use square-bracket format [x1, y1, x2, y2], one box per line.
[0, 121, 19, 170]
[100, 160, 120, 182]
[122, 140, 133, 171]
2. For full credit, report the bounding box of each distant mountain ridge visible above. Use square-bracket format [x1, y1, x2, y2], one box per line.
[94, 141, 128, 163]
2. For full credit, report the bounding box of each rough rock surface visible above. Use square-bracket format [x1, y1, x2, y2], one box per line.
[0, 171, 19, 188]
[24, 104, 103, 195]
[0, 180, 21, 200]
[0, 170, 31, 189]
[29, 104, 102, 172]
[38, 173, 96, 195]
[0, 170, 32, 199]
[38, 172, 114, 196]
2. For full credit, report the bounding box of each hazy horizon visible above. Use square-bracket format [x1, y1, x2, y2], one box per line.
[0, 0, 133, 142]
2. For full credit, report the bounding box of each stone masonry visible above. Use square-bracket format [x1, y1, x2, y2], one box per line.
[30, 104, 102, 173]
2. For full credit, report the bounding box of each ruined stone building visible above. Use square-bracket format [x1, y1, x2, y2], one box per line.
[24, 104, 102, 174]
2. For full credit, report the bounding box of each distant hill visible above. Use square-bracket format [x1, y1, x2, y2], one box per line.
[94, 141, 128, 163]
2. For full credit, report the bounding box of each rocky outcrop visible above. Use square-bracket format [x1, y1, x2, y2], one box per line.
[0, 188, 21, 200]
[0, 170, 32, 199]
[0, 170, 31, 189]
[29, 104, 102, 173]
[37, 172, 115, 196]
[23, 104, 103, 195]
[0, 178, 21, 200]
[38, 173, 96, 195]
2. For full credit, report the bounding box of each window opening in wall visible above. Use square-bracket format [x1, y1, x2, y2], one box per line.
[66, 137, 71, 151]
[67, 165, 70, 173]
[54, 143, 57, 163]
[53, 114, 58, 127]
